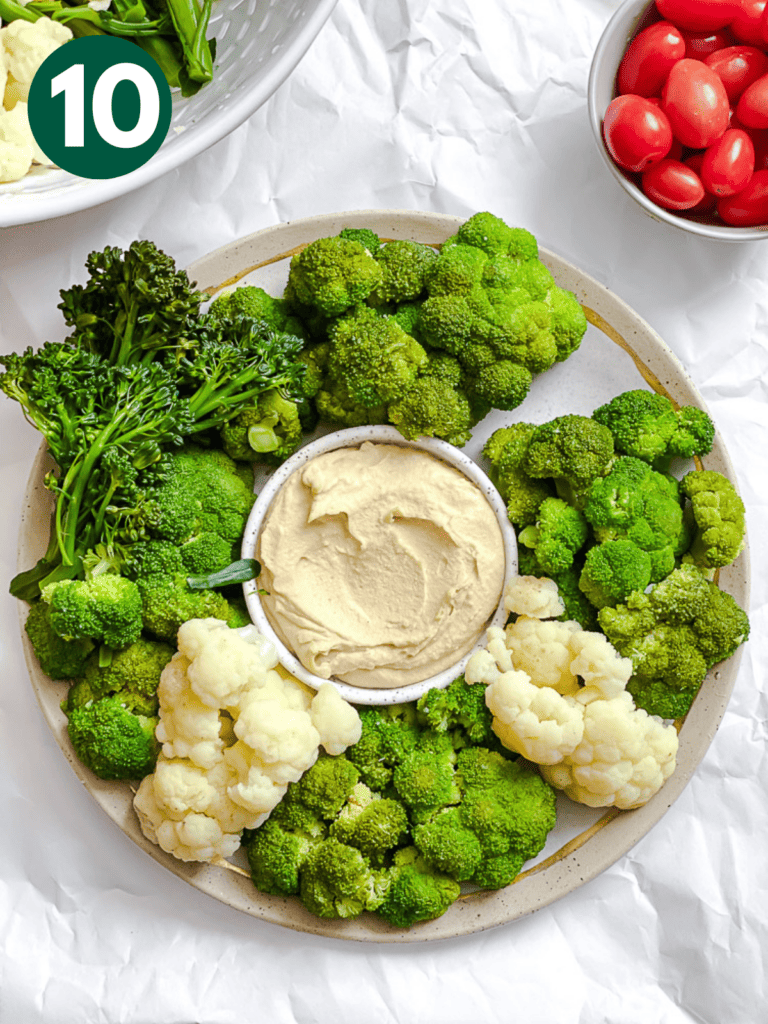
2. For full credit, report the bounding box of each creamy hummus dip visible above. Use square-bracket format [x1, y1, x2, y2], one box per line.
[257, 441, 505, 689]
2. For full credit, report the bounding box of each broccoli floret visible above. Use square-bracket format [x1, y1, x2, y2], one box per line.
[416, 674, 497, 749]
[325, 305, 429, 408]
[24, 600, 94, 680]
[244, 815, 324, 896]
[546, 286, 588, 362]
[377, 846, 461, 928]
[517, 496, 590, 575]
[583, 456, 689, 583]
[299, 837, 390, 919]
[219, 389, 304, 464]
[391, 730, 461, 822]
[425, 243, 490, 297]
[293, 753, 361, 820]
[338, 227, 381, 253]
[482, 423, 555, 527]
[208, 285, 305, 338]
[578, 538, 653, 610]
[63, 637, 173, 717]
[149, 444, 256, 546]
[284, 236, 384, 318]
[388, 375, 475, 447]
[467, 358, 533, 411]
[136, 572, 249, 643]
[64, 695, 159, 780]
[455, 212, 539, 260]
[178, 532, 235, 576]
[41, 574, 143, 650]
[599, 564, 750, 718]
[592, 390, 715, 468]
[346, 705, 421, 791]
[680, 469, 746, 570]
[523, 414, 615, 508]
[414, 747, 557, 890]
[329, 783, 410, 866]
[314, 377, 387, 428]
[368, 240, 438, 306]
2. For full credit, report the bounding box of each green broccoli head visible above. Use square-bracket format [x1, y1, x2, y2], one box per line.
[593, 390, 716, 468]
[545, 286, 588, 362]
[388, 375, 476, 447]
[136, 572, 249, 643]
[65, 695, 159, 780]
[578, 538, 653, 610]
[517, 496, 590, 576]
[219, 389, 305, 465]
[411, 806, 483, 882]
[244, 816, 323, 897]
[455, 212, 539, 260]
[345, 704, 421, 791]
[376, 846, 461, 928]
[680, 469, 746, 570]
[481, 298, 558, 374]
[314, 377, 388, 429]
[523, 414, 615, 507]
[368, 240, 438, 306]
[467, 358, 533, 412]
[338, 227, 381, 253]
[24, 600, 94, 680]
[63, 637, 174, 717]
[425, 243, 490, 297]
[391, 730, 461, 822]
[293, 754, 361, 820]
[42, 574, 143, 650]
[178, 532, 235, 577]
[329, 783, 410, 866]
[598, 564, 750, 718]
[583, 456, 688, 582]
[482, 422, 556, 527]
[326, 304, 429, 408]
[285, 236, 384, 318]
[416, 674, 497, 749]
[299, 837, 390, 919]
[208, 285, 305, 339]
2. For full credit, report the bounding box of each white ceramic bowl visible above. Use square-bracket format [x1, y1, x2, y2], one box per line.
[241, 425, 518, 707]
[0, 0, 339, 227]
[588, 0, 768, 241]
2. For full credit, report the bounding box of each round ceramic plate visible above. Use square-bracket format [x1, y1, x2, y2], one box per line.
[16, 210, 750, 942]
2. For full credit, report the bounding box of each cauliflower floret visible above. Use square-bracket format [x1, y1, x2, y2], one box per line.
[0, 106, 32, 182]
[3, 101, 53, 164]
[540, 691, 679, 810]
[485, 669, 585, 764]
[0, 34, 7, 104]
[504, 574, 565, 620]
[310, 682, 363, 755]
[134, 618, 362, 864]
[1, 17, 72, 107]
[505, 616, 583, 694]
[155, 652, 225, 769]
[177, 618, 274, 708]
[568, 629, 633, 700]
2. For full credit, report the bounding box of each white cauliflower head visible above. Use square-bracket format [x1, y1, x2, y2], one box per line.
[0, 105, 32, 182]
[1, 17, 72, 104]
[540, 692, 679, 810]
[504, 616, 583, 695]
[134, 619, 362, 864]
[504, 574, 564, 620]
[484, 669, 585, 765]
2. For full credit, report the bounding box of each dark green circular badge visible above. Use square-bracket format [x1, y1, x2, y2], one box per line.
[28, 36, 172, 179]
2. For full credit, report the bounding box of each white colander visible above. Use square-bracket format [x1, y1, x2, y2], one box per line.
[0, 0, 339, 226]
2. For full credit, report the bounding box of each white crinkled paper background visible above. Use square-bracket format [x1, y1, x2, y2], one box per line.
[0, 0, 766, 1020]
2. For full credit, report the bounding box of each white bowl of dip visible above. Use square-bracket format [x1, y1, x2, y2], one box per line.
[241, 425, 518, 706]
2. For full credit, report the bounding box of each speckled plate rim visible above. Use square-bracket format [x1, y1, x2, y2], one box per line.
[17, 209, 750, 943]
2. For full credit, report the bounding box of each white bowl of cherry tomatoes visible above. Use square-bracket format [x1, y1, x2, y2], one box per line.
[589, 0, 768, 238]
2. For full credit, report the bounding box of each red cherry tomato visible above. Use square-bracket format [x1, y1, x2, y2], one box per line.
[730, 0, 768, 46]
[685, 152, 719, 209]
[700, 127, 755, 193]
[735, 72, 768, 125]
[618, 21, 686, 96]
[642, 158, 706, 208]
[603, 95, 674, 172]
[654, 0, 740, 32]
[717, 167, 768, 221]
[682, 28, 735, 58]
[705, 45, 768, 101]
[662, 58, 730, 147]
